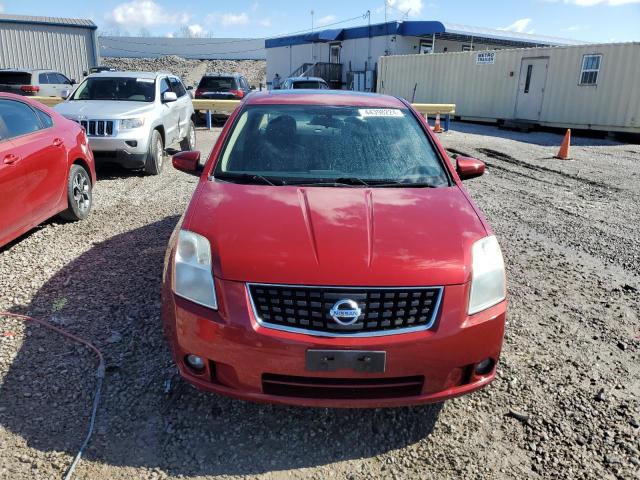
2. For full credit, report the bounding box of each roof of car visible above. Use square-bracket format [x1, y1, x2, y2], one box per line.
[91, 71, 172, 79]
[245, 90, 406, 108]
[287, 77, 327, 82]
[0, 68, 59, 74]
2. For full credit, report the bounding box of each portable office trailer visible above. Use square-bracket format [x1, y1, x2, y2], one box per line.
[378, 43, 640, 133]
[0, 14, 99, 82]
[266, 21, 579, 90]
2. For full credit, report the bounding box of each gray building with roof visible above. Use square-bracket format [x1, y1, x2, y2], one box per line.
[265, 20, 583, 90]
[0, 14, 99, 82]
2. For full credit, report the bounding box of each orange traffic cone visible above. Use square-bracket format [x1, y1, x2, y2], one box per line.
[433, 113, 443, 133]
[555, 129, 571, 160]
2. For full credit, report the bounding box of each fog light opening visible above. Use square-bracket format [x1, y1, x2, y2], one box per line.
[185, 354, 206, 373]
[125, 140, 138, 148]
[475, 358, 495, 376]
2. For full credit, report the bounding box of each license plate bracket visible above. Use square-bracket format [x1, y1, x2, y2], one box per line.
[306, 350, 386, 373]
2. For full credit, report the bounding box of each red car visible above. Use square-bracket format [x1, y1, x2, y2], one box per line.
[162, 91, 507, 408]
[0, 93, 96, 248]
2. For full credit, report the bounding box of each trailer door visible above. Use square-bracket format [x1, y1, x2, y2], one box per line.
[515, 57, 549, 121]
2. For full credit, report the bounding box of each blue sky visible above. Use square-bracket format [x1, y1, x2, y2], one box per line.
[1, 0, 638, 42]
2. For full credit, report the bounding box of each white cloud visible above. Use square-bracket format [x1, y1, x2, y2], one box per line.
[220, 12, 249, 26]
[386, 0, 424, 17]
[187, 24, 204, 36]
[316, 15, 337, 27]
[107, 0, 189, 26]
[0, 3, 4, 13]
[501, 18, 533, 33]
[258, 18, 272, 27]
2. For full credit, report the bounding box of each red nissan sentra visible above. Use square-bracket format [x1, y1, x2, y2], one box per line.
[161, 91, 506, 408]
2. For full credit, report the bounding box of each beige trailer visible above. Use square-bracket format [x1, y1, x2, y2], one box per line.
[378, 43, 640, 133]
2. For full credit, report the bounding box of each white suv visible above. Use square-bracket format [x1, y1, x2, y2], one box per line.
[55, 71, 196, 175]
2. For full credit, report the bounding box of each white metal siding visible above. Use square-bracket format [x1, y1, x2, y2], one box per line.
[0, 22, 97, 81]
[378, 43, 640, 132]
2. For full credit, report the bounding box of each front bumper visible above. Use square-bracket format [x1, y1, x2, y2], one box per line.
[161, 278, 506, 408]
[88, 136, 149, 168]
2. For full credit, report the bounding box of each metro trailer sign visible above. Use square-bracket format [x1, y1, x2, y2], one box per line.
[476, 52, 496, 65]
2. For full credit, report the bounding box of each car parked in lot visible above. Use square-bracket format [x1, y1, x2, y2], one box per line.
[0, 69, 76, 97]
[195, 73, 251, 101]
[55, 71, 196, 175]
[0, 93, 96, 248]
[162, 90, 506, 408]
[281, 76, 330, 90]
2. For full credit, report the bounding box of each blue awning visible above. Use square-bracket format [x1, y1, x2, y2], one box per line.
[265, 20, 582, 49]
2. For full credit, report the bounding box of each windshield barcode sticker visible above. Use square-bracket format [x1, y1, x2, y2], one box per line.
[358, 109, 404, 118]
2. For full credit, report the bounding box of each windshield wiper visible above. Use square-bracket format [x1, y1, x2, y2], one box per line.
[289, 177, 370, 187]
[364, 179, 442, 188]
[215, 173, 280, 186]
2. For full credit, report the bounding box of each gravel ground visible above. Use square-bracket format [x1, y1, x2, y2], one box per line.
[0, 123, 638, 480]
[102, 56, 267, 89]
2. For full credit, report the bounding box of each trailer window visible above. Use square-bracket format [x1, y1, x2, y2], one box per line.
[580, 54, 601, 86]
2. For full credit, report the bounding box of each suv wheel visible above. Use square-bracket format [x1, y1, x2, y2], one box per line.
[59, 165, 92, 221]
[144, 129, 164, 175]
[180, 120, 196, 151]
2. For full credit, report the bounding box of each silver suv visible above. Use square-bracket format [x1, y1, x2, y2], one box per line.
[55, 71, 196, 175]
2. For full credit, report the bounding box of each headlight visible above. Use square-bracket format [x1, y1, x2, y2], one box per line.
[173, 230, 217, 309]
[120, 117, 145, 129]
[468, 235, 506, 314]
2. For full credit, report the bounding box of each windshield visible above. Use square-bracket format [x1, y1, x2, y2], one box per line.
[71, 77, 155, 102]
[198, 77, 237, 91]
[292, 81, 326, 89]
[214, 105, 450, 187]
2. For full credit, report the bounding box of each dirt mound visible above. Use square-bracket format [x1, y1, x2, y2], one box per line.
[102, 56, 266, 88]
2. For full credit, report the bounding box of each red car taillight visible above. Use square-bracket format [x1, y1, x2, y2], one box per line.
[20, 85, 40, 93]
[230, 89, 244, 99]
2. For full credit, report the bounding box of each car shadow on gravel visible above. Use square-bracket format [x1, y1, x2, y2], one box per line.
[95, 163, 148, 180]
[1, 218, 442, 477]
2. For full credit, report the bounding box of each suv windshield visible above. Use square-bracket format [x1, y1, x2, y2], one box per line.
[198, 77, 237, 91]
[71, 77, 155, 102]
[215, 105, 450, 187]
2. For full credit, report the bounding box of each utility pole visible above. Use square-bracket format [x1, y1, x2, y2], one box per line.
[311, 10, 315, 63]
[367, 10, 371, 64]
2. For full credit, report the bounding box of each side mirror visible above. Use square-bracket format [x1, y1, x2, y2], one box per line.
[162, 91, 178, 103]
[186, 85, 193, 90]
[172, 151, 203, 176]
[250, 85, 256, 91]
[60, 89, 71, 100]
[83, 71, 88, 77]
[456, 156, 485, 180]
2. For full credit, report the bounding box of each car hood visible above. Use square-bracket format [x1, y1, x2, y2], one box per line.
[54, 100, 155, 119]
[186, 182, 488, 286]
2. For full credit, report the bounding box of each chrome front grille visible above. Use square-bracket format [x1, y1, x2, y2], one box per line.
[247, 284, 443, 337]
[77, 120, 115, 137]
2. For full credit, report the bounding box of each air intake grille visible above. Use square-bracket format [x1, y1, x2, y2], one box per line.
[77, 120, 114, 136]
[262, 373, 424, 399]
[248, 284, 442, 336]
